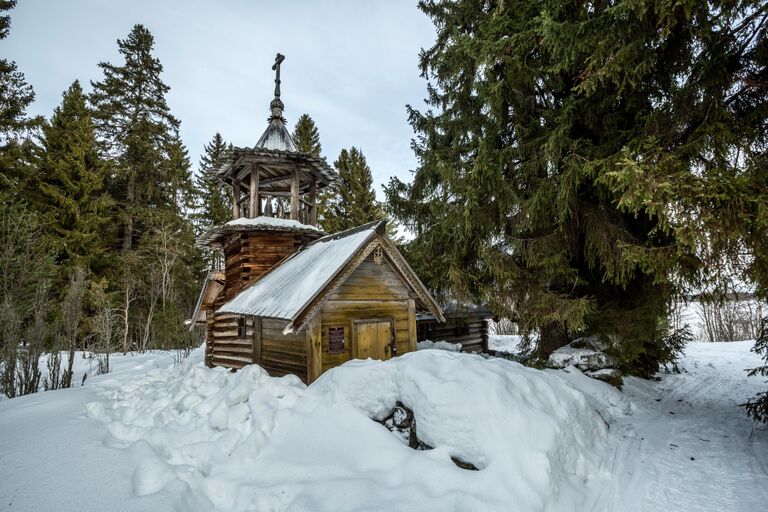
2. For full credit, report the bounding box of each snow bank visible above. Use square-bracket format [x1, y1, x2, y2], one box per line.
[89, 350, 611, 511]
[416, 339, 461, 352]
[88, 351, 304, 497]
[1, 349, 184, 399]
[489, 334, 529, 354]
[549, 338, 616, 372]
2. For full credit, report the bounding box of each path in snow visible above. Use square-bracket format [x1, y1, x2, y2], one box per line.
[600, 342, 768, 512]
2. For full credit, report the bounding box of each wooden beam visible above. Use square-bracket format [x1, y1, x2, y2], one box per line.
[252, 316, 262, 364]
[307, 315, 322, 383]
[232, 181, 241, 219]
[309, 175, 317, 225]
[408, 299, 417, 353]
[290, 169, 299, 220]
[257, 175, 292, 186]
[249, 168, 260, 218]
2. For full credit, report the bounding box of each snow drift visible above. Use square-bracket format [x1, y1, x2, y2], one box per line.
[88, 349, 611, 511]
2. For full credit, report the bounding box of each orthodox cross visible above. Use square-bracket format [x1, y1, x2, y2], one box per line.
[272, 53, 285, 98]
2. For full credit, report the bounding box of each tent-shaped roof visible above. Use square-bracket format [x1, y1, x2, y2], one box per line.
[214, 54, 336, 190]
[254, 117, 298, 152]
[217, 220, 444, 333]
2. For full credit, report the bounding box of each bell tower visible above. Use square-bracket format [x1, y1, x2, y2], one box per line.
[200, 53, 337, 298]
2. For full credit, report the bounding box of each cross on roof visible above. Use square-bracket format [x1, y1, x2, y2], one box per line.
[272, 53, 285, 99]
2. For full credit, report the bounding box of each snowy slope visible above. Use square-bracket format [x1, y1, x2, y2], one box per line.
[0, 351, 182, 511]
[1, 343, 766, 511]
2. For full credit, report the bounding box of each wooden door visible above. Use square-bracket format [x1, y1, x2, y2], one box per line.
[355, 320, 393, 360]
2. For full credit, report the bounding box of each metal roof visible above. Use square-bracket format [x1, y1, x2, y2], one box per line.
[217, 222, 381, 323]
[254, 117, 298, 152]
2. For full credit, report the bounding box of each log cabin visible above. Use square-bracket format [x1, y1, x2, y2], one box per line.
[192, 54, 444, 383]
[416, 303, 496, 353]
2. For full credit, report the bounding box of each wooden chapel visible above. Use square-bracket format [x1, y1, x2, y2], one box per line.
[192, 54, 444, 384]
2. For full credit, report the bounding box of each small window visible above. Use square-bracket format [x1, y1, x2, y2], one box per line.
[373, 245, 384, 265]
[417, 322, 434, 341]
[237, 317, 246, 338]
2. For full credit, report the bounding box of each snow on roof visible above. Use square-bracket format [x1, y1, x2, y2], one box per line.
[225, 216, 324, 233]
[198, 216, 324, 248]
[216, 222, 380, 323]
[189, 271, 225, 330]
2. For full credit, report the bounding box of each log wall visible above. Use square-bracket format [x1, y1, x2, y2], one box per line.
[259, 318, 308, 381]
[417, 317, 489, 353]
[222, 231, 306, 299]
[208, 313, 256, 369]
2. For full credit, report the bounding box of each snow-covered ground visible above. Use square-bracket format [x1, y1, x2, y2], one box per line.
[0, 349, 189, 400]
[0, 342, 766, 511]
[585, 341, 768, 511]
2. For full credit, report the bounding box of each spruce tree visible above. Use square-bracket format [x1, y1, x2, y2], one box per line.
[36, 81, 111, 276]
[321, 147, 385, 233]
[386, 0, 767, 375]
[0, 0, 39, 192]
[164, 132, 197, 217]
[89, 24, 181, 250]
[194, 132, 231, 231]
[292, 114, 321, 156]
[746, 320, 768, 423]
[89, 24, 202, 350]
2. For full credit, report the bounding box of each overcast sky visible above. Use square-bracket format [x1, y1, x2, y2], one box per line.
[4, 0, 436, 195]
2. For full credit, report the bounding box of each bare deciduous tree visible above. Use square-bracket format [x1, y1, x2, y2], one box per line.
[16, 280, 51, 396]
[61, 269, 86, 388]
[88, 281, 119, 375]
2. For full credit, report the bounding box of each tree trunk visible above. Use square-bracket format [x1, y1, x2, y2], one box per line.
[123, 175, 135, 250]
[537, 322, 569, 359]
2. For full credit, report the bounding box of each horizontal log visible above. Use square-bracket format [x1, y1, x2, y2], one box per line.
[213, 330, 254, 339]
[260, 328, 305, 343]
[211, 339, 253, 348]
[211, 356, 250, 369]
[212, 345, 253, 355]
[261, 343, 306, 358]
[262, 318, 290, 330]
[261, 349, 307, 364]
[261, 361, 305, 377]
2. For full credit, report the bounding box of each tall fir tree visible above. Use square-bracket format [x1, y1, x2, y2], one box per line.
[386, 0, 767, 375]
[194, 132, 231, 231]
[89, 24, 202, 350]
[292, 114, 326, 226]
[321, 147, 385, 233]
[89, 24, 181, 251]
[292, 114, 321, 156]
[36, 80, 111, 276]
[164, 132, 197, 217]
[193, 132, 231, 269]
